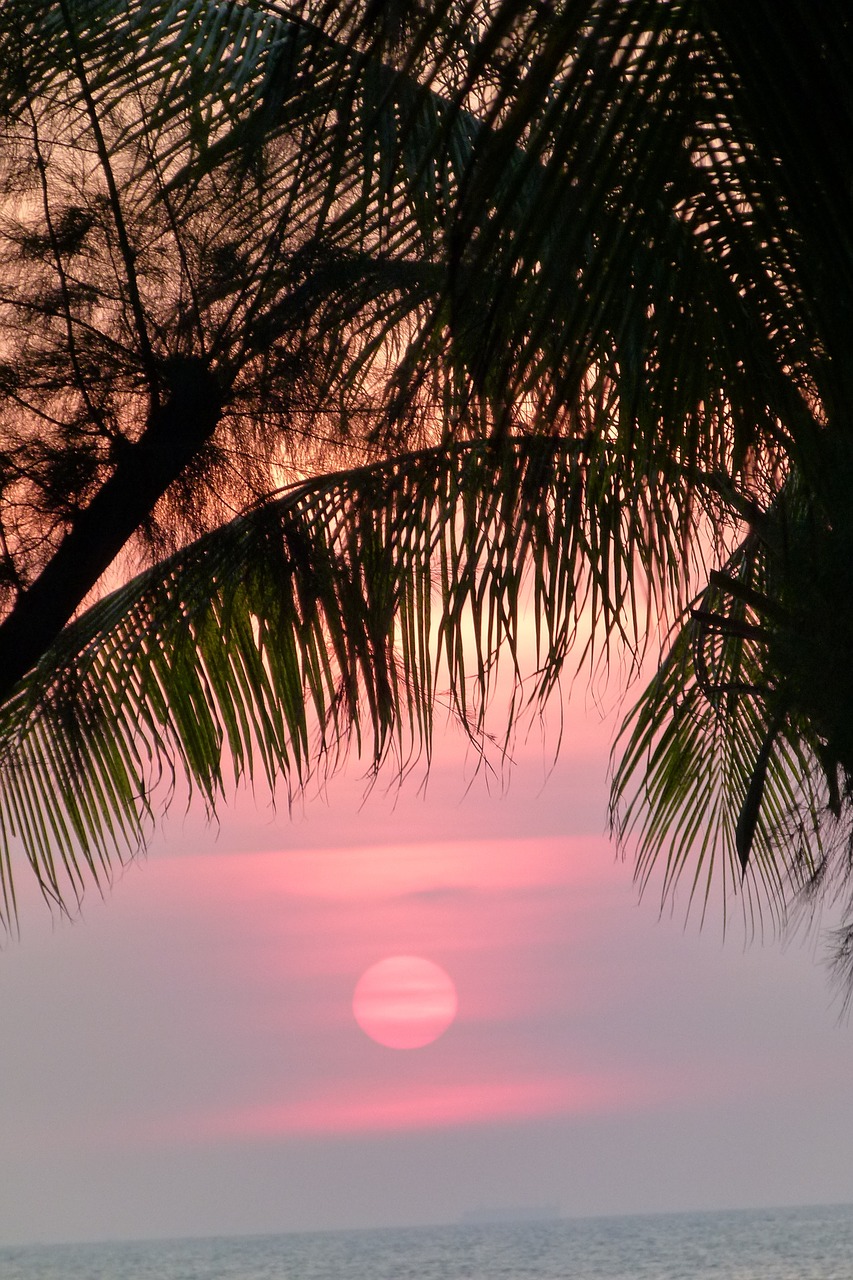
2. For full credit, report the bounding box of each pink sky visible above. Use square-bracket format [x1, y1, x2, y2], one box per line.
[2, 660, 853, 1244]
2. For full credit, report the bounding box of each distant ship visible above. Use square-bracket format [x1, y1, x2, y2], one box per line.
[459, 1205, 561, 1225]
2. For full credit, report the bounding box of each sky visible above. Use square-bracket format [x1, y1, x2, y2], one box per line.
[2, 645, 853, 1246]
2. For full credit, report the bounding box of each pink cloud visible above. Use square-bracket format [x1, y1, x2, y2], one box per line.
[134, 1070, 648, 1146]
[144, 835, 621, 909]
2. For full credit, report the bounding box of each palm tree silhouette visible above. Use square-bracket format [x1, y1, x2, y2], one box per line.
[1, 0, 851, 967]
[611, 0, 853, 973]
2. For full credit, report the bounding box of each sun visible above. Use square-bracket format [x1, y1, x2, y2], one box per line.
[352, 955, 458, 1049]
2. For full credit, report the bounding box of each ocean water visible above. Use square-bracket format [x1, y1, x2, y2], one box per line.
[3, 1204, 853, 1280]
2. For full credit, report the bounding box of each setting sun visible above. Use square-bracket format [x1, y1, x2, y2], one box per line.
[352, 956, 458, 1050]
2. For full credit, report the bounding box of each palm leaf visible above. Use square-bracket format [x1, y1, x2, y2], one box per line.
[611, 528, 830, 935]
[1, 0, 852, 944]
[0, 433, 699, 925]
[0, 0, 810, 457]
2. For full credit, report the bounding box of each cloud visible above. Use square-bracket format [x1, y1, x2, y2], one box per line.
[141, 835, 621, 910]
[129, 1070, 650, 1146]
[396, 885, 476, 902]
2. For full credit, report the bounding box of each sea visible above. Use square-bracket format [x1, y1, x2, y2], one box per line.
[2, 1203, 853, 1280]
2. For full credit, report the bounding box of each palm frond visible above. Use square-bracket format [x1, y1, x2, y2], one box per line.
[3, 0, 853, 952]
[611, 528, 831, 935]
[0, 0, 814, 458]
[0, 433, 700, 924]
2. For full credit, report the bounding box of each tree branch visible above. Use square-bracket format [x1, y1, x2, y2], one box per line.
[0, 358, 221, 705]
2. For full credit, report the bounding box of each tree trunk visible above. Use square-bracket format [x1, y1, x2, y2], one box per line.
[0, 358, 221, 706]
